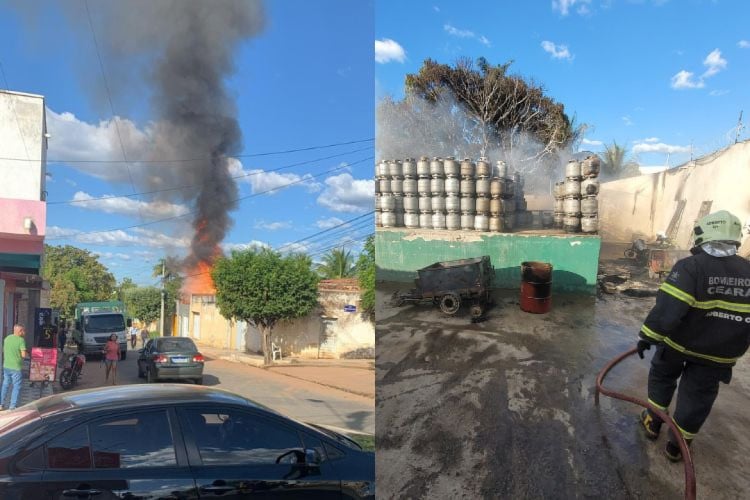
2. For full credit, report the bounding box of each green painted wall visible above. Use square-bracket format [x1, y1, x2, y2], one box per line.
[375, 228, 601, 293]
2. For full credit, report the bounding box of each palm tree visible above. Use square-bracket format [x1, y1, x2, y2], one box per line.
[601, 141, 640, 179]
[317, 248, 355, 279]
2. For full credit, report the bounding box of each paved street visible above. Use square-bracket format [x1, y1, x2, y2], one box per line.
[67, 344, 374, 434]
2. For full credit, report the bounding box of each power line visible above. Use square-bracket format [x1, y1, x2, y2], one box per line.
[46, 155, 373, 241]
[178, 212, 374, 279]
[83, 0, 144, 222]
[47, 145, 373, 205]
[0, 137, 374, 164]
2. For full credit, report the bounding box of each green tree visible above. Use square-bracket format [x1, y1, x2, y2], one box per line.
[355, 236, 375, 320]
[317, 248, 355, 279]
[212, 249, 319, 365]
[600, 141, 641, 179]
[115, 277, 137, 302]
[42, 245, 116, 316]
[123, 287, 162, 326]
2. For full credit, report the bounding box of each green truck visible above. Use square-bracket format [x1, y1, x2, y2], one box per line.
[72, 301, 132, 359]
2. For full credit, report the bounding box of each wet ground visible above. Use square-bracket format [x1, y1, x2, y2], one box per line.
[376, 251, 750, 499]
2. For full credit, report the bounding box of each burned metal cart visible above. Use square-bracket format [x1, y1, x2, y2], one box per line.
[395, 256, 494, 318]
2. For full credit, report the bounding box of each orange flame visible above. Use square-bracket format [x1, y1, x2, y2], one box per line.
[182, 219, 220, 296]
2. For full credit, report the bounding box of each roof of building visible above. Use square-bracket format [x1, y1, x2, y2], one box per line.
[318, 278, 361, 293]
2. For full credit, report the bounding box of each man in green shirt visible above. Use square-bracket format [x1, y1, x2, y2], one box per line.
[1, 324, 28, 410]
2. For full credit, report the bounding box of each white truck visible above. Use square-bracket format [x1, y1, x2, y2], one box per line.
[72, 301, 131, 359]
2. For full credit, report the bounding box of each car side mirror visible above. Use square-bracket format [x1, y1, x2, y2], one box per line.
[304, 448, 321, 466]
[137, 349, 144, 354]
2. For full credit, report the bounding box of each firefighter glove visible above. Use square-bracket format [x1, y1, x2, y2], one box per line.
[637, 340, 652, 359]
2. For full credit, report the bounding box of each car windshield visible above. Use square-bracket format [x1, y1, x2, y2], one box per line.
[84, 314, 125, 333]
[156, 338, 197, 352]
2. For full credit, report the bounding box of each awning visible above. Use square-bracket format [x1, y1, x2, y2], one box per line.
[0, 252, 41, 274]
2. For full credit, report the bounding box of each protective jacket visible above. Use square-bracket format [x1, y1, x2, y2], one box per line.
[640, 249, 750, 366]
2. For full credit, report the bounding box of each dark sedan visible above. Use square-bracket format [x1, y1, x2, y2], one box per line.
[0, 384, 375, 499]
[138, 336, 205, 384]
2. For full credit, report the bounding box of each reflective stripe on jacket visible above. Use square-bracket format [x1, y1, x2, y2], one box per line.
[639, 250, 750, 366]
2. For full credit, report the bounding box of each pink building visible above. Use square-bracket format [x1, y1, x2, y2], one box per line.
[0, 90, 48, 339]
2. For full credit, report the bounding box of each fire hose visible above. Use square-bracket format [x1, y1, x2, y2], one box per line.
[594, 347, 696, 500]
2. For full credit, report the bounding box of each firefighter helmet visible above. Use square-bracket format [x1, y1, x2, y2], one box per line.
[692, 210, 743, 247]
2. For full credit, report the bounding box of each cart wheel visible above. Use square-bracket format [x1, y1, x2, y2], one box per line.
[439, 293, 461, 315]
[470, 304, 483, 319]
[624, 249, 636, 259]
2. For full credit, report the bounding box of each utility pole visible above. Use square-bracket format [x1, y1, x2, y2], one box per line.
[159, 260, 165, 336]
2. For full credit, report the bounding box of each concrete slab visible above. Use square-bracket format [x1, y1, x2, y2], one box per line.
[376, 282, 750, 499]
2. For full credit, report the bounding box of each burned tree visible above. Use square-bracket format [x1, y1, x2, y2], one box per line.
[378, 57, 583, 176]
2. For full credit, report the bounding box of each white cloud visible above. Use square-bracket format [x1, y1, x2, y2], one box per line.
[739, 40, 750, 49]
[702, 49, 727, 78]
[316, 217, 344, 229]
[622, 116, 634, 126]
[316, 173, 374, 213]
[709, 89, 730, 96]
[228, 159, 321, 194]
[222, 240, 269, 252]
[375, 38, 406, 64]
[254, 220, 291, 231]
[444, 24, 491, 47]
[632, 142, 691, 155]
[278, 242, 314, 255]
[541, 41, 573, 60]
[670, 70, 704, 89]
[444, 24, 474, 38]
[65, 178, 77, 187]
[552, 0, 591, 16]
[640, 137, 660, 143]
[47, 225, 190, 249]
[70, 191, 188, 219]
[581, 138, 603, 147]
[94, 251, 132, 261]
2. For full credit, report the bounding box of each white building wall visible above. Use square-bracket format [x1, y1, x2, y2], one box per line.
[599, 141, 750, 253]
[0, 90, 47, 201]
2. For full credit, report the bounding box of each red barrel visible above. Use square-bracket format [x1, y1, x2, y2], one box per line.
[520, 261, 552, 314]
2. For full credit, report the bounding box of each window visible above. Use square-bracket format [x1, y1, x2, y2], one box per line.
[47, 425, 91, 469]
[89, 411, 177, 469]
[157, 338, 197, 352]
[182, 409, 303, 466]
[84, 314, 125, 333]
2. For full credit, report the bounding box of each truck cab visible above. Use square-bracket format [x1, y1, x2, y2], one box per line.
[72, 302, 130, 359]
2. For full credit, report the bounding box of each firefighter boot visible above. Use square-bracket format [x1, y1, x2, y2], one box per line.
[640, 409, 663, 440]
[664, 429, 692, 462]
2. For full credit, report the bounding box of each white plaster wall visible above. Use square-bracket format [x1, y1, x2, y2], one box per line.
[599, 141, 750, 253]
[0, 91, 46, 201]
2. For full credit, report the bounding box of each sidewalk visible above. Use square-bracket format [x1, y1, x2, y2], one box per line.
[0, 358, 54, 410]
[197, 344, 375, 398]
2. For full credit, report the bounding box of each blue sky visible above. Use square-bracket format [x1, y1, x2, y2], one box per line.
[375, 0, 750, 171]
[1, 0, 374, 286]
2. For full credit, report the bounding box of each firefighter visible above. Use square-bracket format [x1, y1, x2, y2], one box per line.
[637, 210, 750, 461]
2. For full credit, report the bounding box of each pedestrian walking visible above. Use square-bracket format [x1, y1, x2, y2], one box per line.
[58, 324, 67, 352]
[130, 326, 137, 349]
[1, 324, 28, 411]
[140, 327, 149, 347]
[102, 334, 121, 385]
[637, 210, 750, 461]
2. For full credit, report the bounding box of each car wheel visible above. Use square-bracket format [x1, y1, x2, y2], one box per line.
[147, 368, 155, 383]
[194, 377, 203, 385]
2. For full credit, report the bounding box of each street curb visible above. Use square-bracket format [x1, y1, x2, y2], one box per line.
[264, 368, 375, 399]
